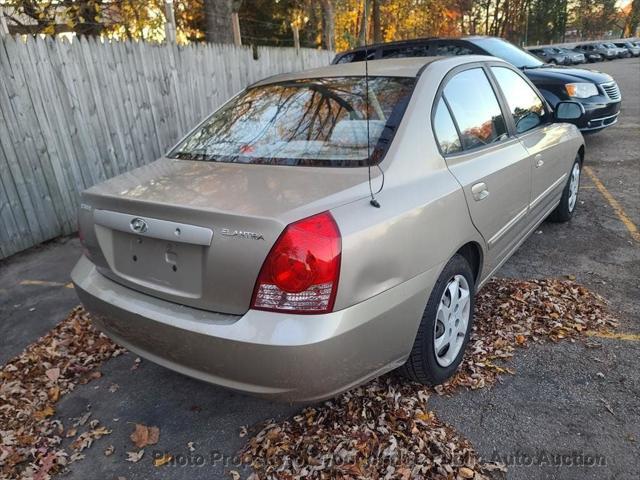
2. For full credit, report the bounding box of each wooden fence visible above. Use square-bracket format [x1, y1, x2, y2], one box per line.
[0, 37, 333, 260]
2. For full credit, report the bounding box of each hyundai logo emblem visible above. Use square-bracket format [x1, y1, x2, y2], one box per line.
[130, 217, 148, 234]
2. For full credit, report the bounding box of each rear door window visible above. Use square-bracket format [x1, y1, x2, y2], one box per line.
[433, 98, 462, 155]
[442, 68, 508, 150]
[491, 66, 547, 133]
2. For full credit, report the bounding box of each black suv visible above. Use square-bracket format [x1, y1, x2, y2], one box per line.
[333, 36, 621, 132]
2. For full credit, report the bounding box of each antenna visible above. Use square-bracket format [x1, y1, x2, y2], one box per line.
[363, 0, 381, 208]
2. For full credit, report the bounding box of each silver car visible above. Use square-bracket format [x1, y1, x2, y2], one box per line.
[73, 56, 586, 401]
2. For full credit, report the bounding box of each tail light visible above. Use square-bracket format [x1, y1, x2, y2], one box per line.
[251, 212, 341, 314]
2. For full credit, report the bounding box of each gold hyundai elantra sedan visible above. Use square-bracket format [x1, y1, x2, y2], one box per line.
[73, 55, 585, 401]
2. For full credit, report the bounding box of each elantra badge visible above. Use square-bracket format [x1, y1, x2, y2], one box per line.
[221, 228, 264, 240]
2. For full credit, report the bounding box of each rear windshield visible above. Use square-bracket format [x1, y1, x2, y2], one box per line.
[168, 76, 415, 167]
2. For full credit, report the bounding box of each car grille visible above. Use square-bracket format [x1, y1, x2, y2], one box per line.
[601, 82, 621, 101]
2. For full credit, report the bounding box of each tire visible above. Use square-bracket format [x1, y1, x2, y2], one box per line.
[549, 155, 581, 223]
[399, 254, 475, 385]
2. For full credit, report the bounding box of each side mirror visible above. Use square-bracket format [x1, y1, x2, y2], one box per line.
[555, 101, 585, 122]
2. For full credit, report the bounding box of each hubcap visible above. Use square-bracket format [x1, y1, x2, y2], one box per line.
[568, 162, 580, 212]
[434, 275, 471, 367]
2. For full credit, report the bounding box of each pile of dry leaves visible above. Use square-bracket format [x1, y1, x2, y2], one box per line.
[439, 277, 618, 393]
[242, 376, 505, 480]
[0, 307, 124, 480]
[241, 278, 617, 479]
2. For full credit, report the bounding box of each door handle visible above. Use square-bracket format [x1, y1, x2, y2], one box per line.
[535, 154, 544, 168]
[471, 182, 490, 201]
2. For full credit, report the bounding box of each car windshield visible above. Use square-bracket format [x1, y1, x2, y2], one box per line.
[168, 76, 415, 167]
[471, 37, 543, 68]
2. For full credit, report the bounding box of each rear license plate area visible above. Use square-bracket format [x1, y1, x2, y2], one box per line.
[112, 231, 203, 297]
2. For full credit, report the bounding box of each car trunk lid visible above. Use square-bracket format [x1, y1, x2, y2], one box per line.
[80, 158, 370, 314]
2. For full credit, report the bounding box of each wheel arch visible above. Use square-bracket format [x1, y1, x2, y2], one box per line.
[455, 241, 483, 286]
[578, 144, 585, 165]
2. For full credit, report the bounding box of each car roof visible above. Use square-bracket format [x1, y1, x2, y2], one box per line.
[333, 35, 493, 57]
[251, 57, 447, 87]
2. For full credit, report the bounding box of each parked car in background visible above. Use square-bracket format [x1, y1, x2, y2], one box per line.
[613, 41, 640, 57]
[603, 42, 631, 58]
[558, 48, 586, 64]
[333, 36, 622, 132]
[528, 47, 570, 65]
[575, 49, 603, 63]
[574, 43, 617, 60]
[73, 56, 587, 401]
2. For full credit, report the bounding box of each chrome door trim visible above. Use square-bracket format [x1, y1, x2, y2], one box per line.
[530, 173, 567, 210]
[488, 206, 529, 249]
[94, 209, 213, 246]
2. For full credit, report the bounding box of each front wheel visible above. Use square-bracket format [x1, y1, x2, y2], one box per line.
[549, 155, 581, 222]
[399, 254, 475, 385]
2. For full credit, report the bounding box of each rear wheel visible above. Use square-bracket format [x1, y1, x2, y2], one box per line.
[549, 155, 581, 222]
[400, 254, 475, 385]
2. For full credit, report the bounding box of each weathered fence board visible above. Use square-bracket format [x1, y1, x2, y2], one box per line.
[0, 37, 333, 260]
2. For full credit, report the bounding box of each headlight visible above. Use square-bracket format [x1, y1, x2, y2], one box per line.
[565, 83, 598, 98]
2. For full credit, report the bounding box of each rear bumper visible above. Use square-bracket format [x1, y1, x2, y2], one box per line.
[72, 256, 435, 402]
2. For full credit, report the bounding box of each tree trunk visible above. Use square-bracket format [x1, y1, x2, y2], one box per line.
[372, 0, 382, 43]
[204, 0, 235, 44]
[319, 0, 334, 51]
[358, 0, 371, 46]
[627, 0, 640, 36]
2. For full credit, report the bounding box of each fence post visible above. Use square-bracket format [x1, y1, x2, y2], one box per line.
[164, 0, 177, 43]
[231, 12, 242, 47]
[0, 7, 9, 37]
[292, 24, 300, 52]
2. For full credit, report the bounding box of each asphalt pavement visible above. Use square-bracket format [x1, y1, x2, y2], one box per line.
[0, 57, 638, 480]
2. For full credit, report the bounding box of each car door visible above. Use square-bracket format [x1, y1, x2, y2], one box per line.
[433, 65, 532, 272]
[488, 65, 574, 222]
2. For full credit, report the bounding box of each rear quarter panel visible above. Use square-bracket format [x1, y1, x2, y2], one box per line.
[331, 57, 486, 312]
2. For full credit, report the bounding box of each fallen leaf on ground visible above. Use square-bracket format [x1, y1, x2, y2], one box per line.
[154, 453, 172, 467]
[601, 398, 615, 415]
[45, 368, 60, 382]
[130, 424, 160, 449]
[48, 386, 60, 402]
[34, 406, 55, 420]
[104, 445, 115, 456]
[459, 466, 475, 478]
[131, 357, 141, 370]
[126, 450, 145, 463]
